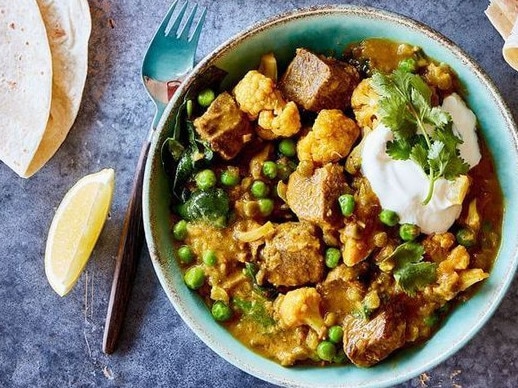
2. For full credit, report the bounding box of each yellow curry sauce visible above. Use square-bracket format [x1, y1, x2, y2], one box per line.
[167, 38, 503, 367]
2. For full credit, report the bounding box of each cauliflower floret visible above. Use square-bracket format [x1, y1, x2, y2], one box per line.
[424, 62, 454, 91]
[233, 70, 285, 119]
[274, 287, 326, 337]
[458, 269, 489, 292]
[351, 78, 380, 129]
[297, 109, 360, 165]
[422, 232, 456, 262]
[432, 245, 488, 301]
[258, 101, 301, 137]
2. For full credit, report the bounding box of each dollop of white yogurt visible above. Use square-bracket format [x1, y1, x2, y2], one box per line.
[361, 93, 480, 234]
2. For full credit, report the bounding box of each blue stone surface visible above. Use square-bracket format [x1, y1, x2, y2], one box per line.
[0, 1, 516, 387]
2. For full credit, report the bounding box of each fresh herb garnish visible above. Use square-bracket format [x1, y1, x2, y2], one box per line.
[371, 69, 469, 204]
[385, 241, 437, 296]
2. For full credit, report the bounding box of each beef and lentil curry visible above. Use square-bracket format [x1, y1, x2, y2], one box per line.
[162, 38, 503, 367]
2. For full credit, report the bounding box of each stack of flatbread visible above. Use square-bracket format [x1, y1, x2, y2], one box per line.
[485, 0, 518, 70]
[0, 0, 91, 178]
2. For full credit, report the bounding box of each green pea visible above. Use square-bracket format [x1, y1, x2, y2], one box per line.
[333, 349, 347, 364]
[456, 227, 476, 247]
[379, 209, 400, 227]
[184, 266, 205, 290]
[211, 301, 233, 322]
[325, 247, 341, 269]
[197, 88, 216, 107]
[316, 340, 336, 362]
[328, 325, 344, 344]
[424, 314, 439, 327]
[220, 168, 240, 187]
[276, 160, 296, 181]
[202, 250, 217, 266]
[262, 161, 278, 179]
[398, 57, 418, 73]
[258, 198, 274, 216]
[399, 223, 421, 241]
[278, 138, 296, 157]
[172, 219, 188, 240]
[195, 169, 217, 190]
[250, 180, 269, 198]
[177, 245, 194, 264]
[338, 194, 355, 217]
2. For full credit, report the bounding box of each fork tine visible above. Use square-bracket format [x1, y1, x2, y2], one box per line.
[166, 2, 188, 36]
[177, 4, 199, 40]
[188, 6, 206, 42]
[156, 0, 179, 35]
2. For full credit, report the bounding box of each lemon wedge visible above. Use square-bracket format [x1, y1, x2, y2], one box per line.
[45, 168, 115, 296]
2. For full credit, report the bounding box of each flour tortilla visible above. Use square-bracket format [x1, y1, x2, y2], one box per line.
[503, 16, 518, 71]
[485, 0, 518, 71]
[0, 0, 52, 177]
[485, 0, 517, 38]
[24, 0, 92, 177]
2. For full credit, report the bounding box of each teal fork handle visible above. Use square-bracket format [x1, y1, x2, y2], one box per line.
[153, 102, 166, 129]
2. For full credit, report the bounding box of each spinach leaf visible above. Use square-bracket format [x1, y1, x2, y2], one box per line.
[161, 101, 214, 200]
[175, 188, 229, 228]
[244, 262, 278, 299]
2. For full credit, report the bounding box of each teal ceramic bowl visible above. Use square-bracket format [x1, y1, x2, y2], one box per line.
[143, 5, 518, 387]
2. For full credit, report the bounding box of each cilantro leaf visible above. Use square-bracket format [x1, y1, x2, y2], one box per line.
[394, 261, 437, 297]
[443, 153, 469, 180]
[427, 106, 451, 128]
[370, 69, 469, 205]
[410, 141, 428, 170]
[387, 241, 425, 267]
[386, 139, 412, 160]
[434, 122, 462, 151]
[385, 241, 437, 296]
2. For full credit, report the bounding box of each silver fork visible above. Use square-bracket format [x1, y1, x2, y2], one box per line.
[103, 1, 205, 354]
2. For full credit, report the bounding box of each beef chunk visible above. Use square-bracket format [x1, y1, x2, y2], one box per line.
[193, 92, 253, 160]
[342, 302, 406, 367]
[279, 48, 360, 112]
[286, 163, 347, 228]
[260, 222, 324, 287]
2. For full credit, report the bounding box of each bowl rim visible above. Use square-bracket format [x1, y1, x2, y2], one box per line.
[143, 4, 518, 388]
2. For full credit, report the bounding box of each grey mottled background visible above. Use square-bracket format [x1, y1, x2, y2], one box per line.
[1, 0, 517, 387]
